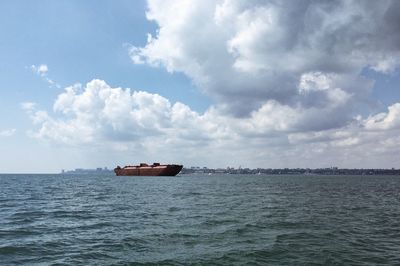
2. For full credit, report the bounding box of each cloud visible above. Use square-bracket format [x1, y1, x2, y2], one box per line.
[364, 103, 400, 130]
[31, 64, 48, 76]
[22, 1, 400, 167]
[24, 79, 400, 167]
[21, 102, 36, 111]
[0, 129, 16, 137]
[23, 79, 352, 145]
[30, 64, 61, 88]
[25, 79, 216, 145]
[129, 0, 399, 126]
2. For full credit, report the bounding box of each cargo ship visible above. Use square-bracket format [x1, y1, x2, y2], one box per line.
[114, 163, 183, 176]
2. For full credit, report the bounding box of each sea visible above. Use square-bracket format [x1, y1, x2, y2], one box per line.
[1, 174, 399, 265]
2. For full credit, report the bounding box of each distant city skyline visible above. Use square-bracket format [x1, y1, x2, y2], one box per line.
[61, 165, 400, 176]
[1, 0, 400, 173]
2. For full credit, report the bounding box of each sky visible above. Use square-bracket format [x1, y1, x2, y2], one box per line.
[1, 0, 400, 173]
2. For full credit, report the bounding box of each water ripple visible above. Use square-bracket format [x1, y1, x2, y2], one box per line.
[1, 174, 400, 265]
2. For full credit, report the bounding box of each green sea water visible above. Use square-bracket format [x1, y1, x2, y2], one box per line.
[1, 174, 399, 265]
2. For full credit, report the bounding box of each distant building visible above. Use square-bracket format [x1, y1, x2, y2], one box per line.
[61, 167, 113, 175]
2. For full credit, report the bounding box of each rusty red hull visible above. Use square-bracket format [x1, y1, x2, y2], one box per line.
[114, 163, 183, 176]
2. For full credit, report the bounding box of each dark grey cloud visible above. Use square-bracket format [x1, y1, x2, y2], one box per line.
[131, 0, 400, 131]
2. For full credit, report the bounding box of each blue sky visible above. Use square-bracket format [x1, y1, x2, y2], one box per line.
[0, 0, 209, 110]
[0, 0, 208, 172]
[1, 0, 400, 172]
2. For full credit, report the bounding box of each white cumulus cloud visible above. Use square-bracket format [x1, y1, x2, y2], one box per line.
[24, 79, 400, 168]
[129, 0, 400, 125]
[364, 103, 400, 130]
[25, 79, 217, 145]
